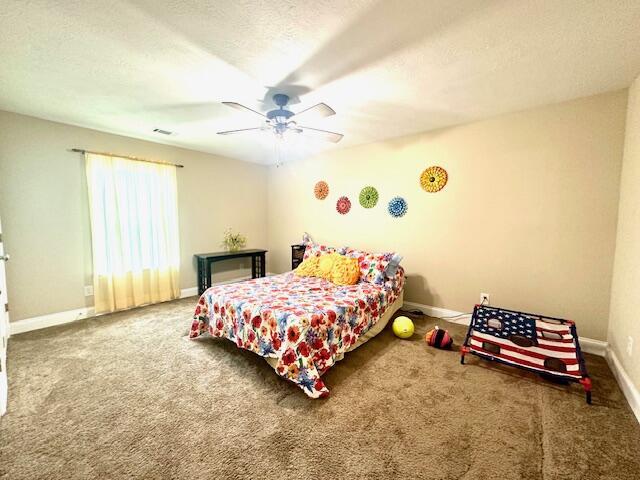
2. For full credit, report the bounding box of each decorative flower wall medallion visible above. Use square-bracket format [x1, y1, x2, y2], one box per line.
[388, 197, 408, 218]
[420, 166, 448, 192]
[314, 180, 329, 199]
[336, 196, 351, 214]
[359, 186, 379, 208]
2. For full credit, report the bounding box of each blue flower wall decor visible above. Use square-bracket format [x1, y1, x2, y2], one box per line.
[388, 197, 408, 218]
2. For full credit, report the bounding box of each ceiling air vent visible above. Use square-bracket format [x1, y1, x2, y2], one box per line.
[153, 128, 173, 135]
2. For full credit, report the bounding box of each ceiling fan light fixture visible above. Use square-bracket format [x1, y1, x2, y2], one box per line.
[219, 94, 343, 143]
[266, 108, 294, 122]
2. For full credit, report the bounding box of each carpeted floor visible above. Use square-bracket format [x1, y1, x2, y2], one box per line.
[1, 298, 639, 480]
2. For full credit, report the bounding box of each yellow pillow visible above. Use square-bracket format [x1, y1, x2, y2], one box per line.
[294, 253, 359, 285]
[317, 253, 338, 279]
[331, 255, 360, 285]
[295, 253, 336, 279]
[294, 256, 320, 276]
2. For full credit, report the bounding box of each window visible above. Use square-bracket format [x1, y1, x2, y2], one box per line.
[85, 153, 180, 312]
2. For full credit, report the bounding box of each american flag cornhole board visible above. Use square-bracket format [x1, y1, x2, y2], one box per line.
[460, 305, 592, 404]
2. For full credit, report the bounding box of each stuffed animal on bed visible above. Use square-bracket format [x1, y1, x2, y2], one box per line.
[425, 326, 453, 349]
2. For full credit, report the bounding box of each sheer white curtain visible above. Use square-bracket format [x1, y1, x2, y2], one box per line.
[85, 153, 181, 313]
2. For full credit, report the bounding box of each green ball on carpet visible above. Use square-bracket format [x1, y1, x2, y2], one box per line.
[392, 316, 414, 338]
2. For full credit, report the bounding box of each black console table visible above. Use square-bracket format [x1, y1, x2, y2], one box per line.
[195, 249, 267, 295]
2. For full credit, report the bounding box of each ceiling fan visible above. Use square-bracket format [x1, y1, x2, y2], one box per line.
[217, 94, 343, 143]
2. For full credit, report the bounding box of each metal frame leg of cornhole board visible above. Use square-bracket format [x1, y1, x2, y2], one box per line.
[460, 304, 592, 404]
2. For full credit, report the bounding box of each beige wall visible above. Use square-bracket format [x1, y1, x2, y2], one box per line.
[0, 90, 629, 340]
[608, 76, 640, 388]
[0, 111, 268, 321]
[268, 91, 628, 341]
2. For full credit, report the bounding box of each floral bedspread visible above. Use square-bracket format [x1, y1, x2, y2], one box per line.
[189, 267, 405, 398]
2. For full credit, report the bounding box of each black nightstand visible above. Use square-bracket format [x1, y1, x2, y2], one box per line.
[291, 244, 305, 270]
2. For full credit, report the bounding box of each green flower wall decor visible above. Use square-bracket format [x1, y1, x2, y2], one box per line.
[359, 186, 379, 208]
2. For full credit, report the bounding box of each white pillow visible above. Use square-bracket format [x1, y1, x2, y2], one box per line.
[385, 253, 403, 277]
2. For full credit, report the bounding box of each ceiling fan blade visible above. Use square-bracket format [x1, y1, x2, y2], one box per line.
[299, 125, 343, 143]
[293, 103, 335, 121]
[222, 102, 266, 118]
[217, 127, 263, 135]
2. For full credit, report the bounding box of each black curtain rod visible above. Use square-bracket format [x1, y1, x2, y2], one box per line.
[70, 148, 184, 168]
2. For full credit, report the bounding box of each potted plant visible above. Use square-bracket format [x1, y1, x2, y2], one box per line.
[222, 229, 247, 252]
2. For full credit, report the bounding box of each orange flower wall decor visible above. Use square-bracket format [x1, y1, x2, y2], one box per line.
[314, 180, 329, 200]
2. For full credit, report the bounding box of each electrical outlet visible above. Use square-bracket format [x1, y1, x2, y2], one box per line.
[480, 293, 490, 305]
[84, 285, 94, 297]
[627, 336, 634, 356]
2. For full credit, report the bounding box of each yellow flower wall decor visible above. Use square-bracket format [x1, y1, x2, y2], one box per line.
[314, 180, 329, 200]
[420, 166, 448, 193]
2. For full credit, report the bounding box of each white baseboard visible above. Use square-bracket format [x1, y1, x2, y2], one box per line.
[11, 274, 280, 335]
[606, 348, 640, 424]
[402, 300, 607, 356]
[402, 301, 473, 326]
[578, 337, 608, 357]
[180, 277, 250, 299]
[180, 272, 277, 299]
[10, 307, 95, 336]
[7, 292, 638, 423]
[180, 287, 198, 298]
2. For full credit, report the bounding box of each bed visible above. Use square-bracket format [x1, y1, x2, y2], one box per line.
[189, 266, 405, 398]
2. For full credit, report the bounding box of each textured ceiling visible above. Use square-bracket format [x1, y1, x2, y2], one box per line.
[1, 0, 640, 164]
